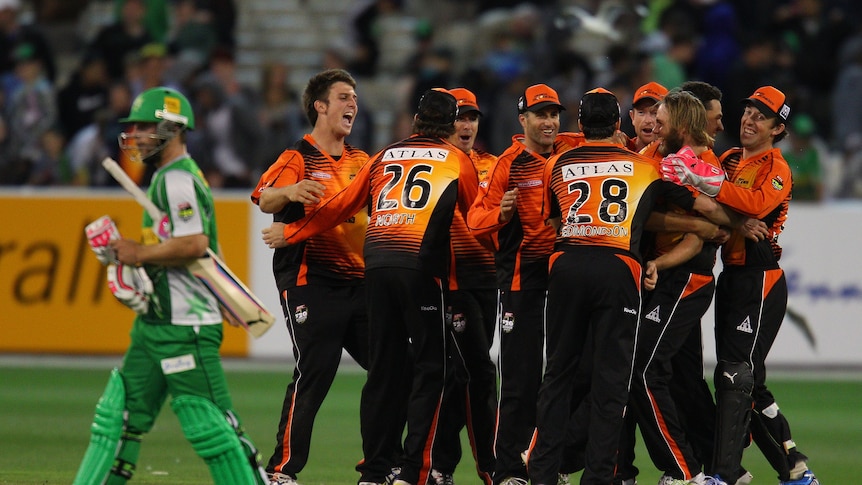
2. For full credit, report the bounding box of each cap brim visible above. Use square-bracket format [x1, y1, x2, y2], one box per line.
[633, 96, 661, 106]
[458, 106, 482, 116]
[743, 98, 781, 121]
[524, 101, 565, 113]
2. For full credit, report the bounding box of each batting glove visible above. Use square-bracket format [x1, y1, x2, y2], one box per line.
[661, 146, 725, 197]
[85, 216, 121, 265]
[107, 263, 154, 314]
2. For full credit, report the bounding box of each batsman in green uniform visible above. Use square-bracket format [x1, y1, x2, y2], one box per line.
[73, 87, 267, 485]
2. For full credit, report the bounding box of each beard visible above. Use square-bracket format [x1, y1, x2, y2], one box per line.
[659, 129, 685, 156]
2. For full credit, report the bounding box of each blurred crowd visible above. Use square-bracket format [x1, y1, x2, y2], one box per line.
[1, 0, 861, 199]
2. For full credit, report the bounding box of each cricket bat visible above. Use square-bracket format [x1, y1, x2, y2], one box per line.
[102, 157, 275, 338]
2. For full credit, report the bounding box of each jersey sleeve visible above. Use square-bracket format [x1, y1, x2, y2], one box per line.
[659, 180, 697, 212]
[163, 169, 207, 238]
[467, 156, 511, 236]
[250, 149, 304, 205]
[457, 150, 480, 221]
[716, 154, 792, 219]
[283, 158, 372, 244]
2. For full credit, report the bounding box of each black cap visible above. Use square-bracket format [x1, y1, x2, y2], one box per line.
[578, 88, 620, 128]
[417, 89, 458, 125]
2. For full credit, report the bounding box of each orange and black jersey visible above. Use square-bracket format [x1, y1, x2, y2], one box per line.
[716, 147, 791, 268]
[543, 142, 696, 262]
[282, 134, 478, 280]
[450, 149, 497, 290]
[641, 142, 721, 274]
[251, 134, 368, 289]
[468, 133, 584, 291]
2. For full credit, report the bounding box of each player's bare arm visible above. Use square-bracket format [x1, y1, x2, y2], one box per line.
[111, 234, 209, 267]
[499, 187, 519, 223]
[646, 211, 719, 240]
[262, 222, 289, 248]
[258, 180, 327, 213]
[652, 232, 704, 273]
[693, 194, 769, 242]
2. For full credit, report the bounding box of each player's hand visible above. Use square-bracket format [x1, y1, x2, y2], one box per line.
[661, 146, 725, 197]
[85, 216, 121, 265]
[740, 218, 769, 241]
[644, 260, 658, 291]
[111, 238, 142, 265]
[288, 180, 326, 205]
[107, 263, 153, 314]
[499, 187, 519, 223]
[220, 304, 244, 328]
[612, 130, 630, 147]
[262, 222, 288, 248]
[709, 227, 731, 245]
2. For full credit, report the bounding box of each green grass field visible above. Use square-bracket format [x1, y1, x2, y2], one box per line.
[0, 357, 859, 484]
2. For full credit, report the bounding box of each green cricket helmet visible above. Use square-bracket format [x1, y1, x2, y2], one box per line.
[121, 86, 195, 130]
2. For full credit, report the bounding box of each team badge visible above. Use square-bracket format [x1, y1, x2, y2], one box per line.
[501, 312, 515, 333]
[451, 312, 466, 333]
[177, 202, 194, 221]
[771, 176, 784, 191]
[294, 304, 308, 324]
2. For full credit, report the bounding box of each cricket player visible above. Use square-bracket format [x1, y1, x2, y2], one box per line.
[430, 87, 498, 485]
[74, 86, 267, 485]
[263, 89, 479, 485]
[662, 86, 820, 485]
[525, 88, 701, 485]
[251, 69, 370, 485]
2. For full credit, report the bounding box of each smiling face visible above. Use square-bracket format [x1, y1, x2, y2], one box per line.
[317, 81, 357, 139]
[740, 104, 783, 155]
[448, 111, 479, 153]
[520, 107, 560, 154]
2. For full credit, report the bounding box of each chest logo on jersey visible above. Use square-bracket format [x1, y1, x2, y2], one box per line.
[178, 202, 194, 221]
[309, 171, 332, 180]
[517, 179, 543, 189]
[562, 161, 633, 181]
[383, 148, 449, 161]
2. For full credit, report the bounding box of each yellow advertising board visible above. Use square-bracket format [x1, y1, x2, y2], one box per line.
[0, 191, 250, 356]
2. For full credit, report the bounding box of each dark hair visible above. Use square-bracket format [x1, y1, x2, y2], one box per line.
[302, 69, 357, 126]
[411, 89, 457, 137]
[680, 80, 722, 107]
[773, 119, 788, 143]
[581, 125, 616, 140]
[412, 118, 456, 138]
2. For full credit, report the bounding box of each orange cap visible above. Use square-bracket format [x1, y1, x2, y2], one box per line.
[449, 87, 482, 116]
[518, 83, 565, 114]
[632, 82, 668, 106]
[743, 86, 790, 123]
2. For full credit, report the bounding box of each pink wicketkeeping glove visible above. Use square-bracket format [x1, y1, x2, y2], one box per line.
[660, 146, 725, 197]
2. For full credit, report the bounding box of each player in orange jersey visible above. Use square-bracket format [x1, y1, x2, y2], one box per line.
[264, 89, 479, 485]
[467, 83, 582, 485]
[429, 87, 498, 485]
[525, 88, 704, 485]
[251, 69, 370, 485]
[662, 86, 820, 485]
